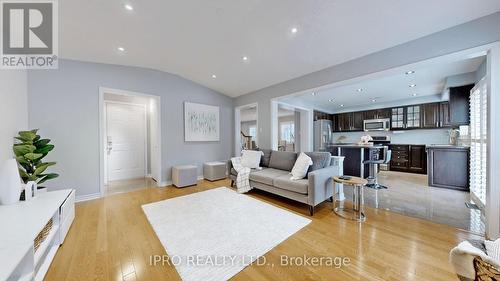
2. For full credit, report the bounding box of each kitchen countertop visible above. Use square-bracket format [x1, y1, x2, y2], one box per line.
[326, 143, 387, 148]
[426, 144, 469, 149]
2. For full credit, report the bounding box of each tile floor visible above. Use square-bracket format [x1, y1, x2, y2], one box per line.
[105, 177, 157, 196]
[343, 170, 484, 234]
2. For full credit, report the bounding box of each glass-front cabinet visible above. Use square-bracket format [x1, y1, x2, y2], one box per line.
[406, 105, 421, 128]
[391, 107, 405, 129]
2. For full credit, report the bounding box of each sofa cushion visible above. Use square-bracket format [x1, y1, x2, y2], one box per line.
[273, 174, 308, 195]
[269, 151, 297, 171]
[259, 149, 272, 167]
[305, 152, 331, 174]
[249, 168, 289, 185]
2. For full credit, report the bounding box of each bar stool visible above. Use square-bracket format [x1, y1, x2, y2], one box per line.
[332, 176, 368, 222]
[363, 147, 391, 208]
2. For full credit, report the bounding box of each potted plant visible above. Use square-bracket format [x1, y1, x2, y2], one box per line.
[13, 129, 59, 198]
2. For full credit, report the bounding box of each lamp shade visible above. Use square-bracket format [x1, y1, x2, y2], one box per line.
[0, 159, 22, 205]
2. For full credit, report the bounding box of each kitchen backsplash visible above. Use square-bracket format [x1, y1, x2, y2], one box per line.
[331, 128, 451, 145]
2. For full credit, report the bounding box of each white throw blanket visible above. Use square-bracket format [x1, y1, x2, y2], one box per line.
[449, 240, 500, 280]
[231, 157, 252, 193]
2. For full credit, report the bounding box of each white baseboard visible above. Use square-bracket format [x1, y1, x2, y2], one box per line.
[158, 176, 205, 188]
[158, 180, 172, 187]
[76, 193, 101, 202]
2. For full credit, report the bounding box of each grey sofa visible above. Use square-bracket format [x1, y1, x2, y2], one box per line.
[228, 150, 340, 215]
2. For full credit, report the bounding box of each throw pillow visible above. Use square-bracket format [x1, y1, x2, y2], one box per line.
[485, 238, 500, 264]
[290, 152, 313, 180]
[241, 150, 263, 169]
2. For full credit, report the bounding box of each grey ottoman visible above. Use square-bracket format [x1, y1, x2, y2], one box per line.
[172, 165, 198, 187]
[203, 161, 227, 181]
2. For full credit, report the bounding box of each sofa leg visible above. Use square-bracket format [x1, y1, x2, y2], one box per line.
[309, 206, 315, 216]
[230, 180, 234, 187]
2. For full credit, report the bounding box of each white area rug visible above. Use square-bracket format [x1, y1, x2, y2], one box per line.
[142, 187, 311, 281]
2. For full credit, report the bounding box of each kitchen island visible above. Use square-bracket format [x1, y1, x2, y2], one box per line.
[326, 144, 387, 178]
[426, 145, 470, 191]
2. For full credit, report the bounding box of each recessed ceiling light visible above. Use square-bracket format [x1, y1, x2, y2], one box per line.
[339, 104, 344, 107]
[357, 88, 364, 92]
[291, 27, 298, 34]
[371, 99, 376, 103]
[409, 84, 416, 88]
[405, 70, 415, 75]
[117, 47, 125, 52]
[328, 99, 334, 102]
[311, 92, 316, 96]
[411, 93, 418, 97]
[242, 56, 248, 61]
[124, 4, 133, 11]
[211, 74, 217, 79]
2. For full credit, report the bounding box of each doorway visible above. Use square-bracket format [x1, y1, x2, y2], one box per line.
[99, 88, 162, 196]
[234, 103, 258, 155]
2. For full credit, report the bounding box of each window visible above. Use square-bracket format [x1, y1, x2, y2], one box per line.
[248, 126, 257, 139]
[470, 79, 488, 206]
[280, 121, 295, 143]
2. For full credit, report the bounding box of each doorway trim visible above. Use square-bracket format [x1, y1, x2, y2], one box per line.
[234, 103, 258, 156]
[98, 87, 162, 197]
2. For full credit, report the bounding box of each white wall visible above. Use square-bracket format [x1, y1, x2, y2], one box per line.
[0, 70, 28, 162]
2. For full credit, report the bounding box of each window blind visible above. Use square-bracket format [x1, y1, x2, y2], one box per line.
[469, 79, 487, 206]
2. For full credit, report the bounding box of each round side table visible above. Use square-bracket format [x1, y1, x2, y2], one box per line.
[332, 176, 368, 222]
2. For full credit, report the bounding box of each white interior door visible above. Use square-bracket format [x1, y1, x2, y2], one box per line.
[106, 102, 146, 181]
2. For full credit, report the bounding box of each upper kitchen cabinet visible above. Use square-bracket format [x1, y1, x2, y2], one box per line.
[391, 107, 405, 129]
[421, 103, 440, 128]
[449, 84, 474, 125]
[439, 102, 451, 127]
[352, 111, 364, 131]
[406, 105, 421, 128]
[364, 108, 390, 120]
[335, 112, 352, 132]
[334, 112, 364, 132]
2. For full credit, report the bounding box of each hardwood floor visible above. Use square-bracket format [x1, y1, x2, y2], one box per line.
[46, 179, 481, 281]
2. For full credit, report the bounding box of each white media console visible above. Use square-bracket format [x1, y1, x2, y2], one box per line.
[0, 189, 75, 281]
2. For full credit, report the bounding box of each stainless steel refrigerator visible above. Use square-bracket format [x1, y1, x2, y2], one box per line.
[313, 120, 333, 151]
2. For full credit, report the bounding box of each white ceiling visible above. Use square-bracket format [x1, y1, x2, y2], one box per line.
[60, 1, 500, 97]
[280, 56, 485, 112]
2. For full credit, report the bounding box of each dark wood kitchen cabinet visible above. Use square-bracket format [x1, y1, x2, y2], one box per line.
[421, 103, 440, 128]
[408, 145, 427, 173]
[334, 112, 364, 132]
[364, 108, 390, 120]
[449, 84, 474, 126]
[427, 146, 469, 190]
[352, 111, 364, 131]
[439, 102, 451, 127]
[390, 144, 427, 174]
[391, 107, 405, 129]
[335, 113, 352, 132]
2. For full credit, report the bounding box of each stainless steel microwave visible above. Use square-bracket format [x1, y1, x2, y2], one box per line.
[364, 118, 390, 131]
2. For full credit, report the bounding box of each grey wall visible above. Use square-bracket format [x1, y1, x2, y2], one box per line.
[235, 12, 500, 149]
[27, 59, 233, 197]
[0, 70, 28, 162]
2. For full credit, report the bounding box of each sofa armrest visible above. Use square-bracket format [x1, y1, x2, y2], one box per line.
[307, 165, 340, 206]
